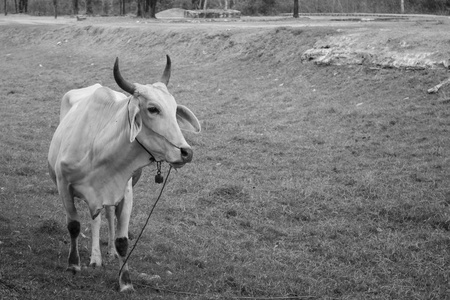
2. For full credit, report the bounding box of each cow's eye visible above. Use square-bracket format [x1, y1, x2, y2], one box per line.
[148, 107, 160, 114]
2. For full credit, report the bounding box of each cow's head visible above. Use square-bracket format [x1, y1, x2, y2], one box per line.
[114, 56, 201, 168]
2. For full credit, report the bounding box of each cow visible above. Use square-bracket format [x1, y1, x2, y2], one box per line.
[47, 56, 201, 292]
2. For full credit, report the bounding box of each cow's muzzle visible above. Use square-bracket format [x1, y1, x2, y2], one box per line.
[180, 147, 193, 163]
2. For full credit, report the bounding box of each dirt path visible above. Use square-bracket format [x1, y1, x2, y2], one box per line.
[0, 14, 74, 25]
[1, 12, 445, 29]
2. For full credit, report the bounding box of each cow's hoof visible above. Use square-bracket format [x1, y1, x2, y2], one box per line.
[119, 283, 134, 293]
[89, 256, 103, 268]
[106, 249, 118, 260]
[66, 265, 81, 274]
[89, 261, 102, 269]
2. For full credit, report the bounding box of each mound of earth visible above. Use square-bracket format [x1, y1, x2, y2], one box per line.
[155, 8, 186, 19]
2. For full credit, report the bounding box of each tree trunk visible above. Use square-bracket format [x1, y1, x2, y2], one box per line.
[203, 0, 207, 10]
[148, 0, 156, 18]
[54, 0, 57, 18]
[136, 0, 143, 17]
[101, 0, 111, 15]
[293, 0, 298, 18]
[19, 0, 27, 13]
[119, 0, 125, 15]
[72, 0, 78, 15]
[86, 0, 93, 14]
[4, 0, 7, 16]
[400, 0, 404, 13]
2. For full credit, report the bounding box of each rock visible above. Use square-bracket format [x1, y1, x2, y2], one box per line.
[138, 273, 161, 282]
[184, 9, 241, 19]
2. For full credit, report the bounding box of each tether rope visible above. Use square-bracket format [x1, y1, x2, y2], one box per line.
[118, 165, 173, 277]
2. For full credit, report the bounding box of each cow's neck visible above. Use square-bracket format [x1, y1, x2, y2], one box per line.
[99, 102, 153, 172]
[83, 102, 154, 211]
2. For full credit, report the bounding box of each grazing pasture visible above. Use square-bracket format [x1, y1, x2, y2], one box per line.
[1, 16, 450, 299]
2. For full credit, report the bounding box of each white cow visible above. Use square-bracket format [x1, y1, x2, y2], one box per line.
[48, 56, 201, 292]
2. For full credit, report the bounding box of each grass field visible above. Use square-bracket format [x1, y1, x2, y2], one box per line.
[1, 18, 450, 299]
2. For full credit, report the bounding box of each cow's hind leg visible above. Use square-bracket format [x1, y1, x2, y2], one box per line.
[115, 179, 134, 292]
[67, 218, 81, 273]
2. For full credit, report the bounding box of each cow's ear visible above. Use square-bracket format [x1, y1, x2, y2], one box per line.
[128, 97, 142, 142]
[176, 105, 201, 133]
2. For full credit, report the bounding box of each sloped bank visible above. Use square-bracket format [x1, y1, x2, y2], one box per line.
[2, 20, 449, 71]
[2, 24, 331, 67]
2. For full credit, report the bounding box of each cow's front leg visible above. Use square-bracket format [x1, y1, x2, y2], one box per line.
[105, 205, 117, 260]
[89, 213, 102, 268]
[115, 179, 134, 292]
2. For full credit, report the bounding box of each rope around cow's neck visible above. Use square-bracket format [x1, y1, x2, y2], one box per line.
[118, 164, 173, 278]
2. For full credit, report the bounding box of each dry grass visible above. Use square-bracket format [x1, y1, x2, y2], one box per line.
[1, 19, 450, 300]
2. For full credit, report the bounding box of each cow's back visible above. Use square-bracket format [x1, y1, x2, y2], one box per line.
[60, 84, 127, 121]
[60, 84, 103, 122]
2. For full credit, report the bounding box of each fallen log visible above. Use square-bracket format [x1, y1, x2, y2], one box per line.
[427, 78, 450, 94]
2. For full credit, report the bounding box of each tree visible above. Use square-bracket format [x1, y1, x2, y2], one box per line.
[72, 0, 78, 14]
[137, 0, 157, 18]
[86, 0, 93, 14]
[53, 0, 57, 18]
[293, 0, 298, 17]
[18, 0, 27, 13]
[137, 0, 143, 16]
[119, 0, 126, 15]
[146, 0, 157, 18]
[4, 0, 7, 16]
[105, 0, 114, 15]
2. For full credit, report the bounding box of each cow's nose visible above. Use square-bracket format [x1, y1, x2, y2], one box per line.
[180, 147, 193, 163]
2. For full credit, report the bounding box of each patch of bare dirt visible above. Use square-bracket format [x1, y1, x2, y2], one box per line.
[302, 19, 450, 69]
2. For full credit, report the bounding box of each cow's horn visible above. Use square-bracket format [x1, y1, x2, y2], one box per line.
[114, 57, 136, 95]
[160, 55, 171, 86]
